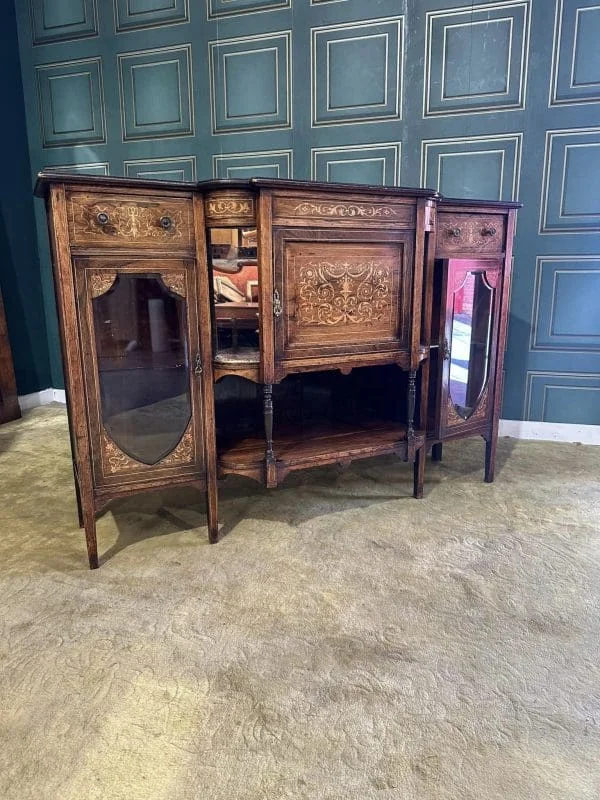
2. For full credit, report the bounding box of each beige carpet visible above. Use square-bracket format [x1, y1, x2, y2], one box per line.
[1, 406, 599, 800]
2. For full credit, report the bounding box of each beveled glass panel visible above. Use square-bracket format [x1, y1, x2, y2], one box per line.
[209, 227, 260, 365]
[92, 273, 191, 465]
[449, 271, 493, 419]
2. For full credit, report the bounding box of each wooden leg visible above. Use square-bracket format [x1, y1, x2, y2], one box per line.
[73, 474, 84, 528]
[82, 498, 98, 570]
[413, 446, 425, 499]
[206, 479, 219, 544]
[263, 383, 277, 488]
[431, 443, 443, 462]
[484, 436, 496, 483]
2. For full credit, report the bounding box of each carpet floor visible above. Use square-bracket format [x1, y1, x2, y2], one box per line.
[1, 406, 599, 799]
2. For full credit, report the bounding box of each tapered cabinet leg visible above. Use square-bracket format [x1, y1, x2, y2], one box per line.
[484, 436, 496, 483]
[413, 447, 425, 499]
[206, 480, 219, 544]
[431, 443, 443, 462]
[82, 501, 98, 570]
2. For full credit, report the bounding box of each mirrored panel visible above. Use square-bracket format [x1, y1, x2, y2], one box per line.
[209, 227, 259, 364]
[449, 270, 493, 419]
[92, 273, 191, 464]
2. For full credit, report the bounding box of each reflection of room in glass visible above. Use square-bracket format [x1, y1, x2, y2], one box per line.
[92, 273, 191, 464]
[210, 228, 259, 359]
[450, 268, 493, 419]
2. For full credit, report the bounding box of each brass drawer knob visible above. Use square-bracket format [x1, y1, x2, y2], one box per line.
[447, 227, 461, 237]
[160, 215, 173, 231]
[96, 211, 109, 226]
[482, 227, 497, 236]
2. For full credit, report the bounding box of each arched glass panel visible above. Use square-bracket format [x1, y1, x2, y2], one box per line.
[92, 273, 191, 464]
[449, 271, 493, 419]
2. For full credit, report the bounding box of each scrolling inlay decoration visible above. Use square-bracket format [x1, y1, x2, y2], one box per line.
[101, 423, 194, 475]
[206, 199, 254, 217]
[297, 260, 392, 326]
[70, 196, 190, 243]
[159, 271, 186, 298]
[447, 384, 490, 427]
[89, 271, 117, 298]
[293, 201, 399, 219]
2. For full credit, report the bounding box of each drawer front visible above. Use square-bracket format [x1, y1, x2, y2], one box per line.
[436, 212, 505, 255]
[67, 192, 194, 249]
[273, 195, 416, 228]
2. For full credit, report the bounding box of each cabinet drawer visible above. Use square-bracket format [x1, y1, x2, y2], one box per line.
[67, 192, 194, 249]
[436, 212, 505, 255]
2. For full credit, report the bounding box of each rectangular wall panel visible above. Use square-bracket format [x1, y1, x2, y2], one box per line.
[114, 0, 189, 31]
[551, 0, 600, 104]
[312, 144, 400, 186]
[209, 32, 291, 133]
[31, 0, 98, 44]
[421, 134, 522, 200]
[124, 156, 196, 181]
[531, 257, 600, 351]
[118, 45, 193, 141]
[526, 373, 600, 423]
[312, 17, 403, 126]
[207, 0, 290, 18]
[540, 128, 600, 233]
[36, 57, 105, 148]
[425, 2, 530, 116]
[213, 150, 292, 178]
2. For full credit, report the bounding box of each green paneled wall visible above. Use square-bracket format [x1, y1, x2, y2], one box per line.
[0, 0, 51, 394]
[11, 0, 600, 423]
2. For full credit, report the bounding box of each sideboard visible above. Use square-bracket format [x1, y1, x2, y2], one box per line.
[35, 173, 519, 568]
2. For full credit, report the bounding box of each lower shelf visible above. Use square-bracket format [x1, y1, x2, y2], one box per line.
[218, 421, 425, 483]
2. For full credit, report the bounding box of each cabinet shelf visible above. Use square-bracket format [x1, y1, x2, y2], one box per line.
[218, 420, 425, 483]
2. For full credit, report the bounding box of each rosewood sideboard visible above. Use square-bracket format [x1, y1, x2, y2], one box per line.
[35, 173, 519, 568]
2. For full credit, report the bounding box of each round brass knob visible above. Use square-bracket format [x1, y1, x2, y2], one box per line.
[96, 211, 109, 226]
[482, 227, 497, 236]
[448, 227, 461, 237]
[160, 215, 173, 230]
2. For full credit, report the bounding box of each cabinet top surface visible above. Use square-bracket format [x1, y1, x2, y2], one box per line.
[33, 170, 521, 208]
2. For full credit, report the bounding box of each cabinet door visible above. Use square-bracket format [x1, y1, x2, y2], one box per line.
[272, 227, 414, 371]
[75, 257, 205, 488]
[439, 258, 502, 439]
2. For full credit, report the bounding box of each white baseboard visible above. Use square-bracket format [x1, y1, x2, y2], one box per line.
[18, 388, 599, 445]
[18, 388, 66, 411]
[499, 419, 599, 445]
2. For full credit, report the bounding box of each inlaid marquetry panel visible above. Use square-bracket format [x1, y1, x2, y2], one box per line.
[67, 193, 194, 248]
[101, 423, 194, 476]
[436, 213, 506, 255]
[273, 196, 415, 227]
[204, 191, 256, 226]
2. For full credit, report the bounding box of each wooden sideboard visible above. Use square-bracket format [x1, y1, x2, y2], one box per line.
[35, 173, 519, 568]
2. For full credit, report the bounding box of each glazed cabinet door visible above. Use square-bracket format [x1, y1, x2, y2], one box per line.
[75, 257, 206, 489]
[438, 258, 502, 439]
